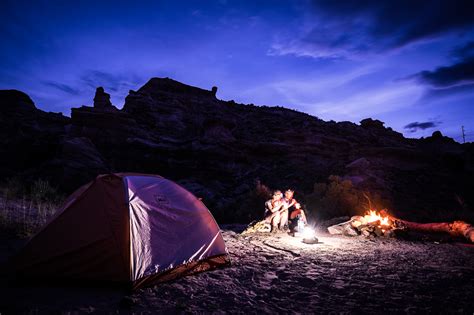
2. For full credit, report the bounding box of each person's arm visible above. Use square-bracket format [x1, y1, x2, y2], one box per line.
[269, 201, 284, 213]
[280, 199, 296, 212]
[266, 201, 278, 213]
[274, 203, 284, 212]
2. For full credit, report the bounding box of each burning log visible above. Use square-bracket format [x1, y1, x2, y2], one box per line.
[328, 210, 397, 238]
[327, 209, 474, 243]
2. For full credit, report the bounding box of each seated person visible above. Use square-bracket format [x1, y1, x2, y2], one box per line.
[279, 189, 297, 230]
[264, 190, 284, 232]
[289, 202, 308, 231]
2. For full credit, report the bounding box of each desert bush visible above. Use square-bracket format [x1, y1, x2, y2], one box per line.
[306, 175, 390, 221]
[0, 176, 25, 200]
[0, 177, 63, 238]
[30, 178, 59, 202]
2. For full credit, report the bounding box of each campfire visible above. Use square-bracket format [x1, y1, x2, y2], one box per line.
[328, 209, 398, 238]
[352, 210, 396, 237]
[328, 209, 474, 243]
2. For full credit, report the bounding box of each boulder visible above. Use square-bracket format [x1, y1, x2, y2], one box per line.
[360, 118, 385, 129]
[0, 90, 36, 113]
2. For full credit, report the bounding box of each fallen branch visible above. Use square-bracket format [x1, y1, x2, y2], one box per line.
[383, 210, 474, 243]
[262, 240, 301, 257]
[385, 214, 474, 243]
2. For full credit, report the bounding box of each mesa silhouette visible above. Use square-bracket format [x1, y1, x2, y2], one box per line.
[0, 78, 472, 222]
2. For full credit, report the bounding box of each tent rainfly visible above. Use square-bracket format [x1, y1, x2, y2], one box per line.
[13, 173, 230, 289]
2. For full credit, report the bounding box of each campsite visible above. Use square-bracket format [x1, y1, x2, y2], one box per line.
[0, 173, 474, 314]
[1, 222, 474, 313]
[1, 0, 474, 313]
[1, 76, 474, 314]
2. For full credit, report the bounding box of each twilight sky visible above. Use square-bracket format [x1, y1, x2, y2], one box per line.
[1, 0, 473, 141]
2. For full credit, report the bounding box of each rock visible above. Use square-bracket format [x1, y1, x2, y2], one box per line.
[360, 118, 385, 129]
[343, 224, 359, 236]
[321, 217, 351, 229]
[93, 87, 113, 109]
[0, 90, 36, 112]
[41, 137, 109, 191]
[424, 130, 456, 144]
[327, 220, 349, 235]
[350, 216, 365, 228]
[0, 90, 69, 178]
[346, 157, 370, 170]
[327, 220, 360, 236]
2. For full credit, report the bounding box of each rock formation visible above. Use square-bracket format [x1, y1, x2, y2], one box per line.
[0, 78, 473, 223]
[93, 87, 113, 109]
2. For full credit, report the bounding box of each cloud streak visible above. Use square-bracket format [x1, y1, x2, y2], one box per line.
[41, 81, 80, 95]
[413, 57, 474, 87]
[271, 0, 474, 59]
[404, 121, 440, 133]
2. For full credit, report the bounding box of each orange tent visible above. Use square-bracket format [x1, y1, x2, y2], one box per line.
[13, 173, 230, 289]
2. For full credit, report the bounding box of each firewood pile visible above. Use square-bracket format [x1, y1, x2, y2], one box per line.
[328, 210, 399, 238]
[328, 209, 474, 243]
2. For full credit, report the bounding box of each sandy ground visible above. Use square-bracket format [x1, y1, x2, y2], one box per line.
[1, 226, 474, 314]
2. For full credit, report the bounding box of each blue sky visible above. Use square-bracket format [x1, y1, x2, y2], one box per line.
[1, 0, 473, 141]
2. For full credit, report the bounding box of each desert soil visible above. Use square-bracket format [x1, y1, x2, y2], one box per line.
[1, 226, 474, 314]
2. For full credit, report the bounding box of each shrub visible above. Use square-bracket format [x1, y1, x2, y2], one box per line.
[306, 175, 390, 221]
[30, 179, 58, 202]
[0, 177, 63, 238]
[0, 176, 25, 200]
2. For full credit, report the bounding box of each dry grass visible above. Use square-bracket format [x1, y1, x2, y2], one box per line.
[0, 178, 63, 238]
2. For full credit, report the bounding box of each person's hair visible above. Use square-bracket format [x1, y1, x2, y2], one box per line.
[273, 190, 282, 196]
[285, 189, 294, 193]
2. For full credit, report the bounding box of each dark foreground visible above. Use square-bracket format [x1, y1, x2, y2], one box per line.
[1, 227, 474, 314]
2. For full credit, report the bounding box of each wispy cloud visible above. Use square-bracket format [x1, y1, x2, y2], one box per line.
[270, 0, 474, 59]
[80, 70, 142, 93]
[41, 81, 80, 95]
[404, 121, 440, 133]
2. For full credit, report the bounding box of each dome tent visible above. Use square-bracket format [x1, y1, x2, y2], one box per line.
[13, 173, 230, 289]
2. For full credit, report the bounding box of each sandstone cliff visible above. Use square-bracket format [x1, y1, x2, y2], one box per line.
[1, 79, 472, 222]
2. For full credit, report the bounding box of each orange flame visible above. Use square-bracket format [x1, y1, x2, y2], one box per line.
[363, 210, 390, 227]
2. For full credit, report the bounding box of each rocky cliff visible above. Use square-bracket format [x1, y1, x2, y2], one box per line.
[1, 79, 473, 222]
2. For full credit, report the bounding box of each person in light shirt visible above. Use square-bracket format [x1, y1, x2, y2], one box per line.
[264, 190, 284, 232]
[279, 189, 297, 230]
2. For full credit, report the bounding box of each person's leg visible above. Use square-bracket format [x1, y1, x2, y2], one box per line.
[279, 210, 288, 229]
[289, 209, 300, 220]
[288, 210, 298, 232]
[264, 213, 273, 224]
[290, 209, 308, 224]
[272, 212, 281, 231]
